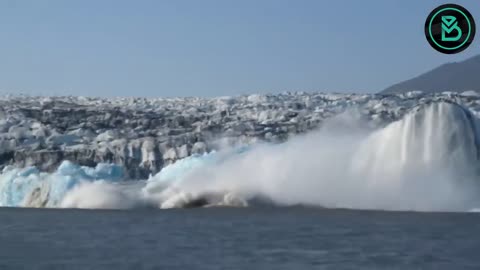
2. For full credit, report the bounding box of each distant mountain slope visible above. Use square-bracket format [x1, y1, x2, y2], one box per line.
[381, 55, 480, 94]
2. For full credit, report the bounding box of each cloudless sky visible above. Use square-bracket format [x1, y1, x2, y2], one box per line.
[0, 0, 479, 97]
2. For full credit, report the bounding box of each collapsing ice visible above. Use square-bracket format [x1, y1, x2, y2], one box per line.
[1, 101, 479, 212]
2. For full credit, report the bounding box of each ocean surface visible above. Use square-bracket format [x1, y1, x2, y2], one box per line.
[1, 207, 479, 270]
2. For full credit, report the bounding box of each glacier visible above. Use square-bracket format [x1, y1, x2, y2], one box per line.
[1, 98, 480, 212]
[3, 91, 480, 179]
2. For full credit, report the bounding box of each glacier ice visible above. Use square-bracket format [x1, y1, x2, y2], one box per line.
[1, 98, 480, 211]
[0, 161, 124, 208]
[4, 91, 480, 179]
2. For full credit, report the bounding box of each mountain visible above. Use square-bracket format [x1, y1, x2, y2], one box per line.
[381, 55, 480, 94]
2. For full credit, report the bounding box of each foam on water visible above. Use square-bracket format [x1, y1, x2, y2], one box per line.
[60, 181, 142, 209]
[1, 101, 479, 211]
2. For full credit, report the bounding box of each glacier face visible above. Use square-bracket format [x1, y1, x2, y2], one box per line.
[0, 161, 124, 208]
[3, 91, 480, 179]
[1, 96, 480, 212]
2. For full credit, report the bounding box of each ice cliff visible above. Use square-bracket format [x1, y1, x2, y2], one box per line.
[1, 91, 480, 179]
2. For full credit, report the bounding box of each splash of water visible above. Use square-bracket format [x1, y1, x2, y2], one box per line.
[141, 101, 480, 211]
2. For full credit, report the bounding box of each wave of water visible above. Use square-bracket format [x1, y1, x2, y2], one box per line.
[1, 101, 480, 212]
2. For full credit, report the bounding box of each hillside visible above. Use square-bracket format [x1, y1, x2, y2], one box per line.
[382, 55, 480, 94]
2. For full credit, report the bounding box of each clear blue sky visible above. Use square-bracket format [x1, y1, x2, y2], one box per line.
[0, 0, 479, 97]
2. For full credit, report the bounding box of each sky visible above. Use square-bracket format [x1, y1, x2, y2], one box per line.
[0, 0, 479, 97]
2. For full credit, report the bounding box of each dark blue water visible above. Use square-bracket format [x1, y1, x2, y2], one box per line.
[0, 207, 479, 270]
